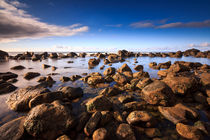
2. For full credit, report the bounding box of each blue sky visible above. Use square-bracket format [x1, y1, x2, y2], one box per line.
[0, 0, 210, 52]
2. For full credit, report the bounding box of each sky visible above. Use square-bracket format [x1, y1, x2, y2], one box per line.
[0, 0, 210, 52]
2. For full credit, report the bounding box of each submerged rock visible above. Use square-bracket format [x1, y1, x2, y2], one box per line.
[0, 72, 18, 81]
[24, 101, 74, 140]
[42, 64, 51, 69]
[0, 80, 17, 94]
[24, 72, 40, 80]
[10, 65, 26, 70]
[7, 86, 50, 111]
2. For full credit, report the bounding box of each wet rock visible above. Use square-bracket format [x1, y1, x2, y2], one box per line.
[58, 53, 68, 58]
[24, 101, 74, 140]
[176, 123, 202, 140]
[29, 91, 63, 108]
[7, 78, 18, 83]
[97, 53, 106, 58]
[87, 75, 104, 85]
[84, 111, 102, 136]
[126, 111, 153, 125]
[60, 76, 70, 82]
[168, 63, 190, 73]
[0, 81, 17, 94]
[194, 121, 210, 136]
[88, 58, 100, 66]
[200, 72, 210, 87]
[142, 81, 173, 106]
[103, 67, 116, 76]
[118, 95, 133, 104]
[158, 61, 171, 69]
[145, 128, 161, 138]
[67, 52, 77, 57]
[0, 50, 9, 60]
[158, 103, 199, 124]
[122, 71, 133, 81]
[133, 71, 150, 79]
[70, 75, 82, 81]
[76, 112, 91, 132]
[113, 73, 127, 85]
[107, 54, 118, 63]
[99, 87, 120, 97]
[56, 135, 71, 140]
[134, 65, 143, 71]
[58, 86, 83, 99]
[0, 117, 25, 140]
[0, 72, 18, 81]
[10, 65, 26, 70]
[86, 95, 112, 112]
[42, 64, 51, 69]
[163, 75, 198, 95]
[149, 62, 159, 69]
[37, 76, 46, 82]
[31, 54, 41, 61]
[118, 63, 132, 73]
[136, 78, 152, 89]
[7, 86, 50, 111]
[116, 123, 136, 140]
[92, 128, 108, 140]
[24, 72, 40, 80]
[52, 66, 57, 71]
[49, 53, 58, 58]
[100, 65, 105, 70]
[157, 70, 168, 78]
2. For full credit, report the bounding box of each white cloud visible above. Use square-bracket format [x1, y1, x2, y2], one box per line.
[189, 42, 210, 47]
[0, 0, 89, 43]
[130, 22, 154, 28]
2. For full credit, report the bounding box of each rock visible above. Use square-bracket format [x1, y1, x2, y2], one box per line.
[0, 50, 9, 60]
[87, 76, 104, 85]
[158, 61, 171, 69]
[49, 53, 58, 58]
[157, 70, 168, 78]
[99, 111, 113, 126]
[163, 75, 198, 95]
[29, 91, 63, 108]
[0, 72, 18, 81]
[10, 65, 26, 70]
[122, 71, 133, 81]
[56, 135, 71, 140]
[42, 64, 51, 69]
[145, 128, 161, 138]
[92, 128, 108, 140]
[79, 52, 86, 57]
[67, 61, 74, 63]
[100, 65, 105, 70]
[134, 65, 143, 71]
[149, 62, 159, 69]
[113, 73, 127, 85]
[107, 54, 118, 63]
[60, 76, 70, 82]
[200, 72, 210, 87]
[126, 111, 153, 125]
[97, 53, 106, 58]
[0, 117, 25, 140]
[37, 76, 46, 82]
[70, 75, 82, 81]
[158, 103, 199, 124]
[118, 50, 129, 57]
[136, 78, 152, 89]
[176, 123, 202, 140]
[24, 101, 74, 140]
[99, 87, 120, 97]
[58, 86, 83, 99]
[142, 81, 173, 106]
[88, 58, 100, 66]
[118, 95, 133, 104]
[24, 72, 40, 80]
[52, 66, 57, 71]
[118, 63, 132, 73]
[116, 123, 136, 140]
[133, 71, 150, 79]
[194, 121, 210, 136]
[103, 67, 116, 76]
[86, 95, 112, 112]
[7, 86, 50, 111]
[193, 92, 207, 104]
[123, 101, 147, 111]
[168, 63, 190, 73]
[7, 78, 18, 83]
[84, 111, 102, 136]
[76, 112, 91, 132]
[0, 81, 17, 94]
[67, 52, 77, 57]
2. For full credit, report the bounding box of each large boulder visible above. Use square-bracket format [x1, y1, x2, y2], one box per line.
[86, 95, 112, 112]
[24, 101, 74, 140]
[113, 73, 127, 85]
[168, 63, 190, 73]
[24, 72, 40, 80]
[7, 86, 50, 111]
[118, 63, 132, 73]
[158, 103, 199, 124]
[142, 81, 174, 106]
[58, 86, 83, 99]
[0, 117, 25, 140]
[163, 75, 198, 95]
[0, 72, 18, 81]
[49, 53, 58, 58]
[0, 50, 9, 60]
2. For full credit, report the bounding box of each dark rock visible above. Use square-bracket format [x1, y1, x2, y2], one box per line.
[60, 76, 70, 82]
[84, 111, 102, 136]
[10, 65, 25, 70]
[99, 87, 120, 97]
[0, 50, 9, 60]
[24, 72, 40, 80]
[0, 72, 18, 81]
[0, 81, 17, 94]
[134, 65, 143, 71]
[37, 76, 46, 82]
[145, 128, 161, 138]
[118, 63, 132, 73]
[113, 73, 127, 85]
[118, 95, 133, 104]
[86, 95, 112, 113]
[52, 66, 57, 71]
[136, 78, 152, 89]
[58, 86, 83, 99]
[87, 75, 104, 85]
[7, 86, 50, 111]
[70, 75, 82, 81]
[49, 53, 58, 58]
[116, 123, 136, 140]
[168, 63, 190, 73]
[0, 117, 25, 140]
[56, 135, 71, 140]
[92, 128, 108, 140]
[42, 64, 51, 69]
[126, 111, 153, 125]
[158, 61, 171, 69]
[79, 52, 86, 57]
[24, 101, 74, 140]
[67, 61, 74, 63]
[67, 52, 77, 57]
[76, 112, 91, 132]
[88, 58, 100, 66]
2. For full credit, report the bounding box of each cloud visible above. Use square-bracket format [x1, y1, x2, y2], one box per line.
[0, 0, 89, 43]
[189, 42, 210, 48]
[105, 24, 122, 27]
[130, 19, 210, 28]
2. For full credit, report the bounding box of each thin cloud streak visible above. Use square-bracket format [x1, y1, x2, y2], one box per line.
[0, 0, 89, 43]
[105, 24, 122, 27]
[189, 42, 210, 48]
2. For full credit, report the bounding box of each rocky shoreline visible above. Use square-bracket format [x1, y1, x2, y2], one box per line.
[0, 49, 210, 140]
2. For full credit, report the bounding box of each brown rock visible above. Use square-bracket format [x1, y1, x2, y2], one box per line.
[113, 73, 127, 85]
[126, 111, 153, 125]
[103, 67, 116, 76]
[24, 72, 40, 80]
[88, 58, 100, 66]
[99, 87, 120, 97]
[134, 65, 143, 71]
[0, 72, 18, 81]
[92, 128, 108, 140]
[0, 81, 17, 94]
[118, 63, 132, 73]
[136, 78, 152, 89]
[58, 86, 83, 99]
[116, 123, 136, 140]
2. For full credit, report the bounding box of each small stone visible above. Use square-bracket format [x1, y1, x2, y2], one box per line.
[42, 64, 51, 69]
[10, 65, 25, 70]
